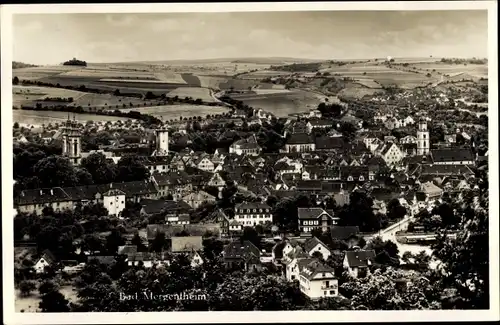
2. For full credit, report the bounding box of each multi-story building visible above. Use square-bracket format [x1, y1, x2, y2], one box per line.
[234, 202, 272, 227]
[299, 260, 339, 299]
[297, 208, 338, 233]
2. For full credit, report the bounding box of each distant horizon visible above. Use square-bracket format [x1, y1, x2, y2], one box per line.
[13, 11, 488, 65]
[13, 55, 490, 67]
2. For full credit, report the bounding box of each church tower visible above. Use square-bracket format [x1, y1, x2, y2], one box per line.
[152, 126, 169, 157]
[417, 117, 430, 156]
[62, 114, 82, 165]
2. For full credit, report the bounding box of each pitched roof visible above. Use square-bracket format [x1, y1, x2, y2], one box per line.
[345, 250, 376, 267]
[223, 240, 261, 259]
[146, 223, 221, 240]
[297, 207, 334, 220]
[299, 260, 336, 280]
[171, 236, 203, 253]
[286, 133, 315, 145]
[431, 149, 474, 163]
[141, 199, 193, 216]
[40, 249, 57, 264]
[235, 202, 271, 210]
[304, 237, 329, 253]
[315, 136, 345, 150]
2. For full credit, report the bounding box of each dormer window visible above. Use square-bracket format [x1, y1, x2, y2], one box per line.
[359, 176, 364, 181]
[348, 176, 353, 181]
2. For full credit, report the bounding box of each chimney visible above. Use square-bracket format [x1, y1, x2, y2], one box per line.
[40, 190, 43, 196]
[50, 189, 54, 196]
[110, 183, 113, 188]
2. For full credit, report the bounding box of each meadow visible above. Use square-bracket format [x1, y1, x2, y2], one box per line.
[13, 110, 129, 126]
[13, 86, 87, 107]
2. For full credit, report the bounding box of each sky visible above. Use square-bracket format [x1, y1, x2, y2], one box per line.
[13, 11, 488, 65]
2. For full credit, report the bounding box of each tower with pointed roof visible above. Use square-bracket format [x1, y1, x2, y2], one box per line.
[62, 113, 82, 165]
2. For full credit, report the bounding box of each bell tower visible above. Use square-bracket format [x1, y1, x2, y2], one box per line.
[62, 113, 82, 165]
[417, 117, 430, 156]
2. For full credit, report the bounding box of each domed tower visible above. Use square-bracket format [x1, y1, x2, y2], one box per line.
[417, 117, 430, 155]
[62, 113, 82, 165]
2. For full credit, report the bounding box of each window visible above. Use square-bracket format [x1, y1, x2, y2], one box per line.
[110, 202, 113, 205]
[330, 290, 336, 295]
[324, 291, 327, 296]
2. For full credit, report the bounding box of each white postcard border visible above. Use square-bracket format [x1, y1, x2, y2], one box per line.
[2, 1, 498, 324]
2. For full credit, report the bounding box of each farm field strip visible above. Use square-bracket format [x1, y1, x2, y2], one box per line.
[167, 87, 217, 102]
[118, 104, 228, 119]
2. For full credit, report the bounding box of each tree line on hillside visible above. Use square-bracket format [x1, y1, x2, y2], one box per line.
[63, 58, 87, 67]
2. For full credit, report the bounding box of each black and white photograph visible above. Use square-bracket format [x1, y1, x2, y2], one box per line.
[2, 1, 498, 323]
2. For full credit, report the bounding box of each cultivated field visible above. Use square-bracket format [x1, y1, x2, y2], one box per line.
[12, 66, 81, 81]
[166, 87, 217, 102]
[229, 89, 327, 117]
[119, 104, 227, 119]
[13, 86, 87, 107]
[406, 62, 488, 79]
[69, 93, 148, 108]
[13, 110, 129, 126]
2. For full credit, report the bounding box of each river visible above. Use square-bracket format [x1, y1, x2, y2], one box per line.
[12, 110, 129, 127]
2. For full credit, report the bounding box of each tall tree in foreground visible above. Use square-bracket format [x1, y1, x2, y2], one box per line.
[432, 201, 489, 309]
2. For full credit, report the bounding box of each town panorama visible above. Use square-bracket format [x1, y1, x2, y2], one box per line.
[11, 11, 489, 312]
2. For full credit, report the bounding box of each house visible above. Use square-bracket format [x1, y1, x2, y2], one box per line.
[400, 135, 417, 144]
[430, 149, 474, 165]
[384, 116, 401, 130]
[229, 135, 262, 156]
[298, 260, 338, 299]
[145, 156, 171, 174]
[146, 223, 221, 242]
[140, 199, 192, 224]
[330, 226, 361, 249]
[340, 166, 370, 183]
[228, 219, 243, 233]
[208, 172, 226, 191]
[34, 250, 57, 274]
[223, 240, 261, 271]
[15, 181, 158, 215]
[232, 109, 247, 118]
[306, 119, 333, 134]
[284, 133, 316, 153]
[207, 209, 231, 236]
[419, 181, 443, 201]
[182, 191, 216, 209]
[171, 236, 204, 267]
[151, 172, 192, 200]
[102, 188, 126, 216]
[314, 136, 345, 152]
[285, 254, 314, 281]
[376, 142, 404, 166]
[343, 250, 376, 278]
[126, 252, 170, 268]
[304, 237, 331, 261]
[298, 208, 338, 234]
[234, 202, 272, 227]
[193, 155, 215, 172]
